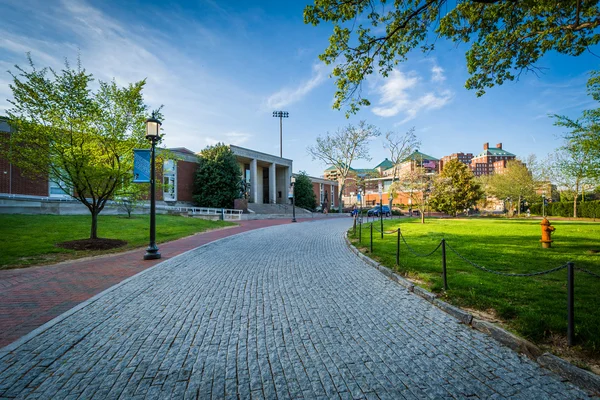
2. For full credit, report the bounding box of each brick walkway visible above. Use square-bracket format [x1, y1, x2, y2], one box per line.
[0, 219, 298, 348]
[0, 219, 588, 399]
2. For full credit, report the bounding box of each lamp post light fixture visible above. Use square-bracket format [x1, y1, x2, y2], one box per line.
[144, 116, 162, 260]
[291, 175, 297, 223]
[358, 187, 363, 222]
[542, 193, 546, 217]
[272, 111, 289, 158]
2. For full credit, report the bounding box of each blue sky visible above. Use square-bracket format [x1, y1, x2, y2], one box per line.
[0, 0, 598, 177]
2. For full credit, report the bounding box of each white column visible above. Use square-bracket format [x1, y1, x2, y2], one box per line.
[250, 158, 258, 203]
[331, 184, 336, 208]
[285, 167, 291, 204]
[269, 163, 276, 204]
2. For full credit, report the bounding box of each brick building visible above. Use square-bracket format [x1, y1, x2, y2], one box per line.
[470, 143, 516, 177]
[440, 152, 473, 171]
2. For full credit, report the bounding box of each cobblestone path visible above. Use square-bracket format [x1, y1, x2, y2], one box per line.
[0, 219, 588, 399]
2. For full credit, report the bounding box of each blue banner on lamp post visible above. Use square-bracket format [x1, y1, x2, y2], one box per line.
[133, 149, 151, 183]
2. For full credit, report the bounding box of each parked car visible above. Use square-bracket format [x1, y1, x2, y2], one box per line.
[367, 205, 391, 217]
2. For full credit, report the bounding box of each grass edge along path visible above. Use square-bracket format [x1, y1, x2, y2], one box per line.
[0, 214, 235, 269]
[348, 217, 600, 368]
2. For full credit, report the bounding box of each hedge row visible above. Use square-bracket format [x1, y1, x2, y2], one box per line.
[529, 200, 600, 218]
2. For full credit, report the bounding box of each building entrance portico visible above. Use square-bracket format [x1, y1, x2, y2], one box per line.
[231, 145, 292, 205]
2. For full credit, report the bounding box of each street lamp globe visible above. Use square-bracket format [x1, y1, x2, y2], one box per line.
[145, 117, 162, 139]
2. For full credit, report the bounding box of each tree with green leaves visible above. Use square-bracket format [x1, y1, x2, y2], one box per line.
[307, 121, 381, 211]
[2, 56, 153, 239]
[115, 182, 147, 218]
[193, 143, 241, 209]
[546, 140, 598, 218]
[551, 69, 600, 217]
[304, 1, 600, 115]
[391, 166, 432, 223]
[293, 171, 317, 211]
[429, 159, 482, 216]
[383, 127, 420, 208]
[486, 160, 536, 216]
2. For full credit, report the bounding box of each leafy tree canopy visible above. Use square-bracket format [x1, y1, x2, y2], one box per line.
[304, 0, 600, 115]
[193, 143, 241, 209]
[293, 171, 318, 211]
[307, 120, 381, 210]
[486, 159, 536, 215]
[2, 55, 154, 239]
[429, 159, 482, 216]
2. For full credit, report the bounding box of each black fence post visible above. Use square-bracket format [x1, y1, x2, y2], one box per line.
[380, 214, 384, 239]
[567, 261, 575, 346]
[442, 239, 448, 290]
[396, 228, 400, 266]
[359, 220, 362, 243]
[370, 223, 373, 253]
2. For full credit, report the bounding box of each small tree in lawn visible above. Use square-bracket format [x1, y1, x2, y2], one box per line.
[115, 183, 147, 218]
[430, 159, 483, 217]
[307, 121, 381, 211]
[383, 127, 420, 209]
[392, 166, 432, 224]
[551, 70, 600, 217]
[486, 160, 536, 216]
[3, 55, 152, 240]
[546, 141, 597, 218]
[293, 171, 317, 211]
[193, 143, 241, 208]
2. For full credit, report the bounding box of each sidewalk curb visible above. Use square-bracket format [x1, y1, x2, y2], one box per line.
[0, 223, 289, 359]
[344, 233, 600, 396]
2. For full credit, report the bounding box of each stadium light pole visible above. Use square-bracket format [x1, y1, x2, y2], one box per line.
[272, 111, 289, 158]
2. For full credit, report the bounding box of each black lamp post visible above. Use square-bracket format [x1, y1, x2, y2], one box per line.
[291, 176, 297, 223]
[358, 187, 363, 222]
[144, 117, 162, 260]
[272, 111, 289, 158]
[542, 193, 546, 217]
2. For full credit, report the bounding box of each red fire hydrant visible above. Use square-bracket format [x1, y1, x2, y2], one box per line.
[540, 217, 555, 248]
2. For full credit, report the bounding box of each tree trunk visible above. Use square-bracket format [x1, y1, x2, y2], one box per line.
[574, 181, 579, 218]
[518, 195, 522, 216]
[421, 208, 425, 224]
[90, 210, 98, 239]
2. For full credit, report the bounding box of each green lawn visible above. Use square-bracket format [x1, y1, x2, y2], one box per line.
[0, 214, 234, 268]
[350, 217, 600, 356]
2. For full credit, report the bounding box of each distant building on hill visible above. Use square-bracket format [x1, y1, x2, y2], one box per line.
[469, 142, 516, 176]
[440, 152, 474, 171]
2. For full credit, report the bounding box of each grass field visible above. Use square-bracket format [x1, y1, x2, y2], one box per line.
[0, 214, 234, 268]
[349, 217, 600, 357]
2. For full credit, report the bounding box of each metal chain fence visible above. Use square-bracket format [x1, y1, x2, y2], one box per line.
[400, 231, 442, 257]
[444, 241, 570, 277]
[352, 224, 600, 346]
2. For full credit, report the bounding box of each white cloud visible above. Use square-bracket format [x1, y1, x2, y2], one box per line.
[0, 0, 261, 153]
[223, 131, 252, 146]
[265, 62, 328, 109]
[371, 68, 453, 122]
[431, 65, 445, 82]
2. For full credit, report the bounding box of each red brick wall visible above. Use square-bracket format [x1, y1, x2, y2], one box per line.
[177, 160, 197, 202]
[0, 133, 48, 196]
[312, 183, 320, 204]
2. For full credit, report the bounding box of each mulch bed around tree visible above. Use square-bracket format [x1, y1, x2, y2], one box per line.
[57, 238, 128, 251]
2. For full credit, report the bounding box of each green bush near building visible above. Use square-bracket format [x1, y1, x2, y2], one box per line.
[349, 218, 600, 354]
[530, 200, 600, 218]
[0, 214, 234, 269]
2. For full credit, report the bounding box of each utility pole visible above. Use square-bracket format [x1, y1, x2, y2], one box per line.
[272, 111, 289, 158]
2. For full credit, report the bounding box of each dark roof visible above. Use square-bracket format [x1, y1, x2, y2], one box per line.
[474, 148, 516, 158]
[168, 147, 196, 155]
[374, 158, 394, 169]
[401, 150, 439, 163]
